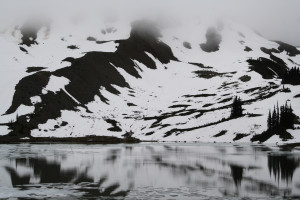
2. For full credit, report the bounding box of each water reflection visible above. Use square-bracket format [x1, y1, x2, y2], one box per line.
[268, 154, 300, 184]
[230, 164, 244, 189]
[3, 153, 130, 199]
[11, 157, 88, 184]
[0, 143, 299, 200]
[75, 176, 129, 199]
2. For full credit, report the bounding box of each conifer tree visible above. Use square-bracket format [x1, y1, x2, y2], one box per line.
[271, 107, 277, 129]
[282, 67, 300, 85]
[230, 96, 243, 118]
[267, 102, 295, 131]
[276, 102, 280, 128]
[267, 110, 272, 130]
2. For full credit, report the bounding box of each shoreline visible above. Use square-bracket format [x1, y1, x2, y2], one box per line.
[0, 135, 142, 144]
[0, 135, 299, 148]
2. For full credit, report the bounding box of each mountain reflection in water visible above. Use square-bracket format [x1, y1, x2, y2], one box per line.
[0, 143, 299, 200]
[5, 157, 129, 198]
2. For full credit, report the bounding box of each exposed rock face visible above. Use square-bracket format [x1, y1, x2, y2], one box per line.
[4, 20, 177, 136]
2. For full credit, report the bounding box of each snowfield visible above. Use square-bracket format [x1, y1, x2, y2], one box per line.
[0, 16, 299, 144]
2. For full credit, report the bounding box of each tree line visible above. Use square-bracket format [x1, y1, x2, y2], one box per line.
[282, 67, 300, 85]
[267, 102, 295, 131]
[230, 96, 295, 130]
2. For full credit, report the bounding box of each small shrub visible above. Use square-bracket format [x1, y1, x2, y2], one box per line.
[183, 41, 191, 49]
[239, 75, 251, 82]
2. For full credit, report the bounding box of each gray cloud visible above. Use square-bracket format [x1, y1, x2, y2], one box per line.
[0, 0, 299, 45]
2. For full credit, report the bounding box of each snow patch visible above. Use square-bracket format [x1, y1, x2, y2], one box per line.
[44, 76, 70, 94]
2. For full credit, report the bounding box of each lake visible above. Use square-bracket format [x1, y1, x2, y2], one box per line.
[0, 143, 299, 200]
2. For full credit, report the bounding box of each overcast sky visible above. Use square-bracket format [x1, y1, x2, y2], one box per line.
[1, 0, 300, 46]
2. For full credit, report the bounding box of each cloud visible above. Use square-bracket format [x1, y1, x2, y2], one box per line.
[1, 0, 299, 45]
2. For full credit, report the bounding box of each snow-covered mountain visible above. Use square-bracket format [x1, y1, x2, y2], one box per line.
[0, 17, 300, 143]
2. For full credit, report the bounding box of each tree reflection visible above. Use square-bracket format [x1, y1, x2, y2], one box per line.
[230, 164, 244, 189]
[268, 154, 300, 184]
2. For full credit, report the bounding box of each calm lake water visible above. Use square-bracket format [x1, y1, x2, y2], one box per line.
[0, 143, 299, 200]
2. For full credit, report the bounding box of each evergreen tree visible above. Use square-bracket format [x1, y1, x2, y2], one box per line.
[267, 102, 295, 131]
[271, 107, 277, 129]
[282, 67, 300, 85]
[276, 103, 280, 128]
[231, 96, 243, 118]
[280, 103, 294, 129]
[267, 110, 272, 130]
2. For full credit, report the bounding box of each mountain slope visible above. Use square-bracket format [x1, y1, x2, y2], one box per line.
[0, 18, 299, 143]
